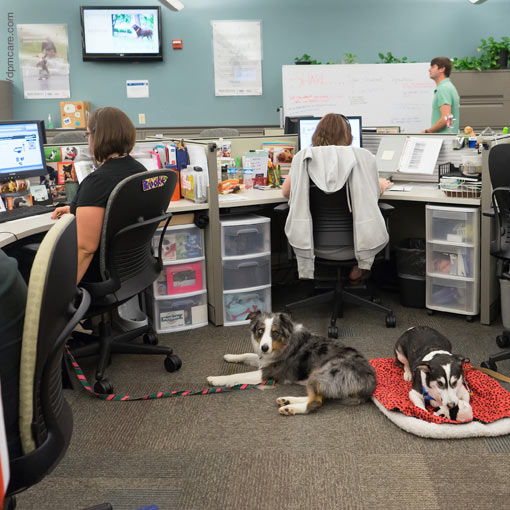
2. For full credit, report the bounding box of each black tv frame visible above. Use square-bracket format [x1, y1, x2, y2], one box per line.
[80, 6, 163, 62]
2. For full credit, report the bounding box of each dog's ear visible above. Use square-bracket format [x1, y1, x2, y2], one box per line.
[416, 363, 430, 374]
[246, 311, 261, 323]
[278, 312, 294, 335]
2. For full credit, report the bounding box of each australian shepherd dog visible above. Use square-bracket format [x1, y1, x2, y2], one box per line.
[207, 311, 377, 416]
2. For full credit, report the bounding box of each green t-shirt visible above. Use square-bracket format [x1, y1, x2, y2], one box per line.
[431, 77, 460, 133]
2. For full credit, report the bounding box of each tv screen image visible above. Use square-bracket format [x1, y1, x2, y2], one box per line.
[81, 6, 162, 61]
[298, 116, 363, 150]
[0, 121, 47, 181]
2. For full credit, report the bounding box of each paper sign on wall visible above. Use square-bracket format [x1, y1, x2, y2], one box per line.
[126, 80, 149, 98]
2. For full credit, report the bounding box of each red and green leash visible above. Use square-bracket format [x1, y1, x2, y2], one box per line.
[65, 347, 274, 401]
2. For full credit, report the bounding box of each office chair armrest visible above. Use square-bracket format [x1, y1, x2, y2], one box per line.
[274, 202, 289, 214]
[378, 202, 395, 217]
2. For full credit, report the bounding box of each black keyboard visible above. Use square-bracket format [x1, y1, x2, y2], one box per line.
[0, 204, 57, 224]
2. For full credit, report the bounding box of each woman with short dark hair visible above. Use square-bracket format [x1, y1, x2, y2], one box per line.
[52, 107, 146, 283]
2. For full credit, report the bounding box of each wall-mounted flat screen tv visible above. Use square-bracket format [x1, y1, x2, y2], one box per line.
[80, 6, 163, 62]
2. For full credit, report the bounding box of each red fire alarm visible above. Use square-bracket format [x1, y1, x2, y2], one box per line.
[172, 39, 183, 50]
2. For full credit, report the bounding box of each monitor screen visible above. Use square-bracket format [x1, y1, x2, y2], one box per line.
[81, 6, 163, 62]
[0, 121, 47, 180]
[298, 116, 363, 150]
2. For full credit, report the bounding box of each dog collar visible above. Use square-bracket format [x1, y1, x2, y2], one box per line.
[422, 387, 433, 403]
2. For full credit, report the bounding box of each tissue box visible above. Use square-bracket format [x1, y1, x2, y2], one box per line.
[60, 101, 90, 129]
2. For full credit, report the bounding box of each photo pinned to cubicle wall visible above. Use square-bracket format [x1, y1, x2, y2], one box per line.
[262, 142, 296, 169]
[17, 24, 70, 99]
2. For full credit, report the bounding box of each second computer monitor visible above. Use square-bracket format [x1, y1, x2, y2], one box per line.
[298, 116, 362, 150]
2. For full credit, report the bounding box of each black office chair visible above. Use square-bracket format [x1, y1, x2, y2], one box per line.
[5, 215, 91, 508]
[481, 144, 510, 370]
[70, 169, 182, 394]
[284, 185, 396, 338]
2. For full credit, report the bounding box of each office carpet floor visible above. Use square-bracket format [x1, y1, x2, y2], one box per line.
[15, 282, 510, 510]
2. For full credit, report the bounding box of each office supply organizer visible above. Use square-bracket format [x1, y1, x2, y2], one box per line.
[147, 223, 208, 333]
[220, 214, 272, 325]
[439, 177, 482, 199]
[425, 205, 480, 319]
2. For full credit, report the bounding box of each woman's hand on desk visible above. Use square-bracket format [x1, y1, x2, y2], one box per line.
[378, 178, 393, 194]
[51, 205, 70, 220]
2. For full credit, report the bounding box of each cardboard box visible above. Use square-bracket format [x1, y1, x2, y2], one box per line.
[60, 101, 90, 129]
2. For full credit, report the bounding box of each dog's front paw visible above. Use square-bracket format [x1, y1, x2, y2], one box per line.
[223, 354, 238, 363]
[456, 400, 473, 422]
[207, 376, 229, 387]
[403, 369, 413, 382]
[278, 405, 296, 416]
[433, 404, 449, 418]
[277, 397, 290, 407]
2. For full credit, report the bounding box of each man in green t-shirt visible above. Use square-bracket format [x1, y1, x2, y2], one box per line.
[422, 56, 460, 134]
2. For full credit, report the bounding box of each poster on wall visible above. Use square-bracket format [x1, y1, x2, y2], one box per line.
[211, 20, 262, 96]
[17, 24, 71, 99]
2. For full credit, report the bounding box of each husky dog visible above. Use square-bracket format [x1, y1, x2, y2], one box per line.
[394, 326, 472, 422]
[207, 311, 377, 416]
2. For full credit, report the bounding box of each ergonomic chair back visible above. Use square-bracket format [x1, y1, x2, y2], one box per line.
[490, 187, 510, 262]
[71, 170, 182, 394]
[285, 184, 396, 337]
[488, 143, 510, 191]
[7, 215, 90, 499]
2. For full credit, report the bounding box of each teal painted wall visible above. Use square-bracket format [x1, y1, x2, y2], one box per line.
[2, 0, 509, 127]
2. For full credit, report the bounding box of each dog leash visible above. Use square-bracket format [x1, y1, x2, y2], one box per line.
[470, 365, 510, 384]
[65, 347, 275, 401]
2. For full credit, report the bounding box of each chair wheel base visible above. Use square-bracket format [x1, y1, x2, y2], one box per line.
[496, 331, 510, 348]
[481, 360, 497, 371]
[328, 326, 339, 339]
[164, 355, 182, 372]
[94, 378, 113, 394]
[385, 313, 396, 328]
[143, 332, 159, 345]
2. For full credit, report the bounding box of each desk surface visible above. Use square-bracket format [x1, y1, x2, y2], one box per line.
[382, 184, 481, 206]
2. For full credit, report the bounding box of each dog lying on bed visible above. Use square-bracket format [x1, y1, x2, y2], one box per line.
[207, 311, 376, 416]
[394, 326, 472, 422]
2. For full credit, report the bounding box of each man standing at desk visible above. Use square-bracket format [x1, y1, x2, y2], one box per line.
[422, 56, 460, 134]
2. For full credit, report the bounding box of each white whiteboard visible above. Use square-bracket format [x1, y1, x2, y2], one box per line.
[282, 63, 435, 133]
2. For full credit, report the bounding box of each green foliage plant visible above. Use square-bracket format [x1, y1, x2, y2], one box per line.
[294, 53, 321, 65]
[377, 52, 409, 63]
[452, 56, 483, 71]
[477, 36, 510, 69]
[343, 53, 357, 64]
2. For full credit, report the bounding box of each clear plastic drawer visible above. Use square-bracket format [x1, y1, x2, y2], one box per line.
[149, 292, 208, 332]
[153, 224, 204, 263]
[223, 286, 271, 325]
[221, 215, 270, 257]
[426, 206, 478, 244]
[426, 243, 476, 278]
[426, 276, 478, 315]
[223, 254, 271, 291]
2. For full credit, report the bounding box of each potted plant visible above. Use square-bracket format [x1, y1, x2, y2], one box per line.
[377, 52, 409, 63]
[294, 54, 321, 65]
[477, 36, 510, 69]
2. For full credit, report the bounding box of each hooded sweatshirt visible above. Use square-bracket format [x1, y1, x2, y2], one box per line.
[284, 145, 389, 279]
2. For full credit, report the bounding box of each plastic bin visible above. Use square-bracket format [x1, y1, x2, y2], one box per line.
[223, 254, 271, 291]
[149, 292, 208, 332]
[154, 224, 204, 263]
[223, 286, 271, 325]
[426, 276, 478, 314]
[426, 207, 477, 244]
[221, 215, 270, 257]
[396, 238, 426, 308]
[427, 243, 475, 278]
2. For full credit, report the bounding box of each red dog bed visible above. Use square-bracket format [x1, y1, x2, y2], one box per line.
[370, 358, 510, 438]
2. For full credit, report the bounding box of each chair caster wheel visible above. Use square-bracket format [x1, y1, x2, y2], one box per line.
[94, 378, 113, 394]
[328, 326, 339, 339]
[143, 332, 159, 345]
[164, 354, 182, 373]
[496, 331, 510, 348]
[370, 296, 381, 305]
[426, 309, 434, 316]
[465, 315, 474, 323]
[385, 314, 396, 328]
[481, 360, 497, 371]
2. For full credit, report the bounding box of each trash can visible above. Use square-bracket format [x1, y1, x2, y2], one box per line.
[395, 238, 426, 308]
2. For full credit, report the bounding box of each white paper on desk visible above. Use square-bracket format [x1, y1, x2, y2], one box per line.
[399, 137, 443, 174]
[0, 196, 5, 212]
[387, 185, 413, 192]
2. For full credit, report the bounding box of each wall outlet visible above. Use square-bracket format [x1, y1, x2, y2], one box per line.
[138, 113, 146, 124]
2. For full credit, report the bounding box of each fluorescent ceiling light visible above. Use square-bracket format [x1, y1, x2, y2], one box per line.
[467, 0, 487, 4]
[160, 0, 184, 11]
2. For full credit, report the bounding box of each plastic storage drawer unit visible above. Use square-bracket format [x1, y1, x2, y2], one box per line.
[221, 215, 270, 257]
[223, 254, 271, 291]
[223, 286, 271, 325]
[166, 260, 205, 295]
[154, 224, 204, 263]
[150, 291, 208, 332]
[427, 243, 475, 278]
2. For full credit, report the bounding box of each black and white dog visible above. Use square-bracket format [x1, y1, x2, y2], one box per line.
[394, 326, 472, 422]
[207, 311, 377, 416]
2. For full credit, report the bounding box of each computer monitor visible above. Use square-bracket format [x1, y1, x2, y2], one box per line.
[0, 121, 47, 181]
[298, 116, 363, 150]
